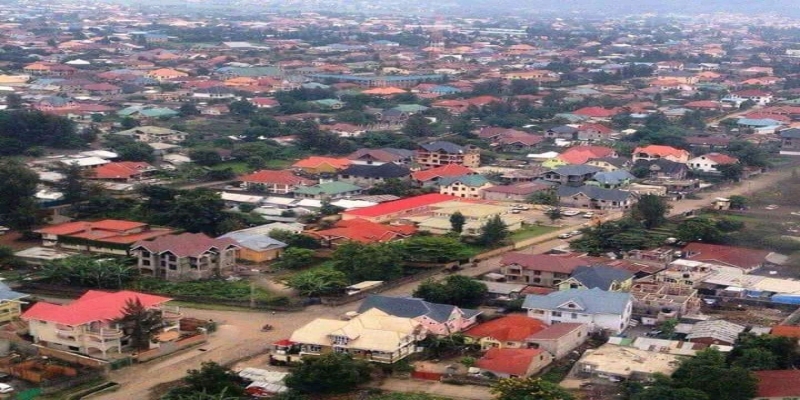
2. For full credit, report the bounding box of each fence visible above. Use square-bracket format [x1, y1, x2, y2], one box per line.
[36, 346, 109, 370]
[134, 334, 207, 363]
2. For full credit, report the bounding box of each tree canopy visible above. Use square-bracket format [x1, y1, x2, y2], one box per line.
[116, 298, 164, 351]
[0, 110, 84, 155]
[163, 362, 245, 400]
[284, 353, 372, 394]
[413, 275, 488, 308]
[491, 377, 574, 400]
[0, 160, 40, 230]
[331, 242, 403, 282]
[631, 194, 671, 229]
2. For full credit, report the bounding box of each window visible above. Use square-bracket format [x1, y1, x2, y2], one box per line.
[571, 313, 578, 319]
[168, 265, 177, 271]
[551, 311, 562, 317]
[142, 259, 151, 266]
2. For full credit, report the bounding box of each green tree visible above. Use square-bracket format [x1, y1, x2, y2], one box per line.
[413, 275, 488, 308]
[717, 163, 744, 182]
[675, 217, 723, 243]
[449, 211, 466, 233]
[402, 114, 433, 137]
[179, 102, 200, 117]
[284, 353, 372, 394]
[116, 298, 164, 351]
[631, 194, 671, 229]
[114, 141, 155, 162]
[5, 93, 23, 109]
[269, 230, 320, 249]
[319, 198, 344, 216]
[165, 189, 228, 236]
[478, 215, 510, 246]
[284, 267, 348, 296]
[274, 248, 315, 270]
[729, 195, 748, 210]
[188, 149, 223, 166]
[121, 116, 140, 129]
[164, 362, 245, 399]
[726, 140, 768, 167]
[659, 318, 678, 339]
[731, 348, 779, 371]
[56, 163, 90, 204]
[490, 377, 574, 400]
[671, 348, 757, 400]
[546, 206, 562, 223]
[331, 242, 403, 282]
[728, 333, 798, 370]
[228, 98, 256, 116]
[632, 385, 708, 400]
[399, 235, 471, 263]
[0, 160, 40, 230]
[527, 190, 558, 206]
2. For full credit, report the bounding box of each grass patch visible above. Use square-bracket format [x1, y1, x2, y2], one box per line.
[131, 277, 273, 301]
[165, 300, 261, 312]
[37, 377, 107, 400]
[211, 161, 251, 174]
[511, 224, 561, 242]
[540, 362, 572, 383]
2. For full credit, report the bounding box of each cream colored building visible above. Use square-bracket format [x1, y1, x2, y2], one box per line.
[406, 201, 524, 235]
[289, 309, 426, 364]
[576, 343, 684, 381]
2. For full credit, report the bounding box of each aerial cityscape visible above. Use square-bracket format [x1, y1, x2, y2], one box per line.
[0, 0, 799, 399]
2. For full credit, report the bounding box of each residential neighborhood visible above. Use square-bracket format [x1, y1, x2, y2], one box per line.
[1, 1, 800, 400]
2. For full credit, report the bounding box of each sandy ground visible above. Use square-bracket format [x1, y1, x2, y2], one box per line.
[98, 166, 797, 399]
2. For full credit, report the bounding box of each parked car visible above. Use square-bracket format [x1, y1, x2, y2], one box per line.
[562, 210, 581, 216]
[0, 383, 13, 393]
[582, 212, 595, 218]
[569, 230, 582, 236]
[558, 232, 573, 239]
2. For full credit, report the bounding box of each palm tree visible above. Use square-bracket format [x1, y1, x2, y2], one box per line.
[116, 298, 164, 351]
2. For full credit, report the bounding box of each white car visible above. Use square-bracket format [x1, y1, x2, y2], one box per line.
[557, 232, 573, 239]
[561, 210, 581, 216]
[0, 383, 13, 393]
[582, 212, 595, 218]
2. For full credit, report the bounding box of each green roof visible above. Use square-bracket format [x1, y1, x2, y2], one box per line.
[393, 104, 429, 113]
[294, 181, 362, 196]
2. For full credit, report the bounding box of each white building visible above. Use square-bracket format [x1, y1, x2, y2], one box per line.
[522, 288, 633, 334]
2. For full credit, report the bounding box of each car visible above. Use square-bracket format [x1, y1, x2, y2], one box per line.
[582, 212, 595, 218]
[561, 210, 581, 216]
[569, 230, 582, 236]
[0, 383, 13, 393]
[646, 330, 663, 337]
[765, 204, 779, 210]
[557, 233, 573, 239]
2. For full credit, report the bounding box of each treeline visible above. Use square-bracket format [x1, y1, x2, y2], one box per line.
[0, 110, 86, 155]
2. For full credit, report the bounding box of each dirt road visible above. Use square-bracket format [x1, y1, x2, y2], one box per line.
[100, 166, 796, 399]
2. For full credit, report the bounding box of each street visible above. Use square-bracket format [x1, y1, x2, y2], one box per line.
[99, 166, 796, 399]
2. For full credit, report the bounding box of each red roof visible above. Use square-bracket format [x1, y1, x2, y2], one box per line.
[501, 253, 586, 274]
[684, 100, 722, 109]
[465, 96, 501, 106]
[475, 347, 546, 376]
[754, 370, 800, 398]
[308, 218, 416, 244]
[22, 290, 171, 326]
[683, 242, 769, 270]
[91, 162, 153, 180]
[771, 325, 800, 338]
[633, 145, 689, 158]
[557, 145, 616, 164]
[464, 315, 548, 342]
[36, 219, 147, 235]
[238, 169, 313, 186]
[343, 193, 456, 218]
[578, 123, 613, 134]
[572, 107, 620, 118]
[411, 164, 476, 182]
[702, 152, 738, 165]
[132, 232, 239, 257]
[292, 156, 350, 170]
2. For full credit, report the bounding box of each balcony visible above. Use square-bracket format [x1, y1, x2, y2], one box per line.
[162, 306, 183, 322]
[85, 328, 123, 341]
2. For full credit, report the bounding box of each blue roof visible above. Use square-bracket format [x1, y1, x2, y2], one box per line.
[522, 288, 631, 315]
[358, 295, 481, 322]
[568, 265, 634, 289]
[736, 118, 782, 127]
[557, 185, 633, 202]
[592, 170, 634, 185]
[0, 282, 27, 301]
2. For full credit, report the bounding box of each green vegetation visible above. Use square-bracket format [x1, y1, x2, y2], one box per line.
[0, 110, 87, 155]
[116, 298, 164, 351]
[0, 160, 41, 231]
[571, 218, 665, 255]
[40, 255, 136, 289]
[284, 353, 372, 395]
[510, 225, 560, 242]
[491, 377, 575, 400]
[132, 277, 273, 301]
[283, 266, 349, 297]
[413, 275, 488, 308]
[162, 362, 245, 400]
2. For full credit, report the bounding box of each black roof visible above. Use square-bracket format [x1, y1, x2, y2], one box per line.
[632, 158, 688, 174]
[339, 162, 411, 178]
[357, 295, 481, 322]
[780, 128, 800, 139]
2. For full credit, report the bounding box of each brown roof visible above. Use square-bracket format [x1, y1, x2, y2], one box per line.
[500, 253, 586, 274]
[754, 370, 800, 398]
[683, 242, 769, 270]
[527, 322, 585, 340]
[475, 347, 546, 376]
[464, 315, 548, 342]
[132, 233, 238, 257]
[238, 169, 313, 186]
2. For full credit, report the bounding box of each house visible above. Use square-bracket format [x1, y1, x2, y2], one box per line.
[542, 165, 603, 186]
[308, 219, 416, 247]
[342, 193, 458, 223]
[556, 185, 637, 210]
[438, 175, 493, 199]
[729, 89, 773, 106]
[523, 288, 633, 334]
[338, 163, 411, 187]
[22, 290, 179, 359]
[527, 322, 588, 359]
[111, 126, 188, 144]
[682, 242, 770, 272]
[557, 265, 634, 291]
[779, 128, 800, 156]
[474, 348, 553, 378]
[131, 233, 240, 281]
[414, 141, 481, 168]
[555, 145, 617, 165]
[218, 229, 288, 263]
[89, 162, 156, 182]
[357, 295, 480, 335]
[685, 320, 745, 346]
[588, 170, 634, 189]
[0, 282, 29, 323]
[347, 148, 413, 165]
[482, 181, 554, 202]
[464, 315, 548, 350]
[632, 159, 689, 180]
[500, 253, 586, 287]
[291, 156, 351, 175]
[545, 125, 578, 140]
[632, 145, 690, 164]
[293, 181, 363, 200]
[289, 308, 425, 363]
[576, 123, 615, 141]
[147, 68, 189, 81]
[34, 220, 176, 256]
[687, 153, 738, 174]
[753, 370, 800, 400]
[575, 342, 682, 381]
[238, 170, 315, 194]
[412, 164, 477, 187]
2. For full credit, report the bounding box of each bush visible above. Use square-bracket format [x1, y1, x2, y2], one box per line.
[132, 278, 272, 301]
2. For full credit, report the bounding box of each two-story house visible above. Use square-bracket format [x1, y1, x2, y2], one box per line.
[557, 185, 637, 210]
[0, 282, 28, 324]
[522, 288, 633, 334]
[347, 148, 414, 165]
[357, 295, 481, 335]
[632, 159, 689, 180]
[464, 315, 548, 350]
[22, 290, 180, 359]
[632, 145, 690, 164]
[338, 163, 411, 188]
[500, 253, 586, 287]
[557, 265, 634, 291]
[438, 175, 493, 199]
[414, 141, 481, 168]
[289, 309, 426, 364]
[238, 170, 314, 194]
[587, 170, 635, 189]
[131, 233, 239, 281]
[34, 220, 176, 256]
[687, 153, 739, 174]
[542, 165, 604, 186]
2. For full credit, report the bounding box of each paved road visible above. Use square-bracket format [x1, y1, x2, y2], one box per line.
[100, 166, 796, 399]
